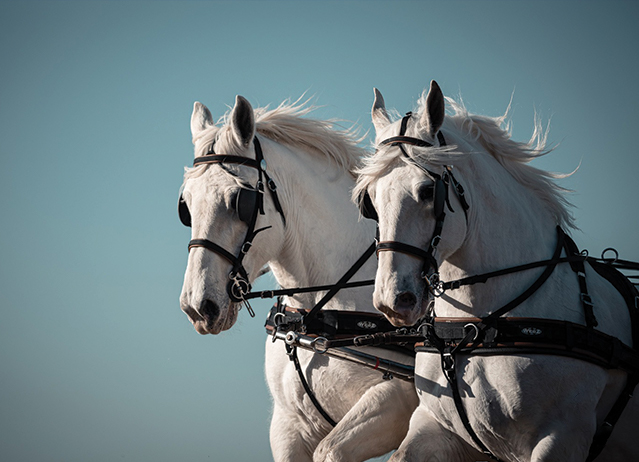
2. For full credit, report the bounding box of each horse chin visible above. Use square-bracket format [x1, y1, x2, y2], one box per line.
[221, 303, 239, 331]
[378, 302, 427, 327]
[190, 303, 239, 335]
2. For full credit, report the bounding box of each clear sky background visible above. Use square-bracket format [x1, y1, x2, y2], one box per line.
[1, 1, 638, 461]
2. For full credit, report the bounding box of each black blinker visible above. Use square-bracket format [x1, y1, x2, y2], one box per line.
[236, 188, 258, 224]
[360, 191, 378, 221]
[434, 178, 447, 218]
[178, 194, 192, 227]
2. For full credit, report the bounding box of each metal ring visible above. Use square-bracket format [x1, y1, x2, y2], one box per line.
[230, 278, 249, 298]
[311, 337, 329, 354]
[273, 312, 286, 326]
[464, 323, 480, 342]
[601, 247, 619, 263]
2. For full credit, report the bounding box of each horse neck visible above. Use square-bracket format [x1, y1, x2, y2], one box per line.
[438, 153, 564, 317]
[265, 141, 377, 312]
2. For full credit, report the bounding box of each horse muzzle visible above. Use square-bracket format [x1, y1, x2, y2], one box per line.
[181, 299, 236, 335]
[374, 290, 426, 327]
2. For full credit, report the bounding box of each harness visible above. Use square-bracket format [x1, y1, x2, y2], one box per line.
[179, 135, 416, 427]
[369, 113, 639, 462]
[359, 113, 470, 290]
[179, 136, 286, 316]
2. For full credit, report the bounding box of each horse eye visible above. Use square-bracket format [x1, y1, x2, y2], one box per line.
[418, 185, 435, 202]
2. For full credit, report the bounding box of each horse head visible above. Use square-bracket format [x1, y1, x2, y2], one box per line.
[355, 81, 470, 326]
[179, 96, 285, 334]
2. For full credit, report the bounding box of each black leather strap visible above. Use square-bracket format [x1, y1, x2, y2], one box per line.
[188, 239, 239, 266]
[193, 154, 260, 168]
[380, 136, 434, 148]
[302, 241, 377, 326]
[376, 240, 438, 270]
[287, 344, 337, 427]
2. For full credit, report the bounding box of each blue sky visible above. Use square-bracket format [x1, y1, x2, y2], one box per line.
[1, 1, 637, 461]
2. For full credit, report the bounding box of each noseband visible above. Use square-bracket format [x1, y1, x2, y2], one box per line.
[179, 136, 286, 313]
[374, 113, 469, 294]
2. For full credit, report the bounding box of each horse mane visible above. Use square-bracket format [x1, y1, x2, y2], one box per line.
[355, 93, 576, 230]
[191, 98, 367, 179]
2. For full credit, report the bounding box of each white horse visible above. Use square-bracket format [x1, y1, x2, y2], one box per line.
[354, 81, 638, 462]
[179, 95, 418, 462]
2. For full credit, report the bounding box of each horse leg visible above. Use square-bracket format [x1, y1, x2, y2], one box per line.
[388, 406, 482, 462]
[270, 405, 318, 462]
[312, 380, 418, 462]
[529, 431, 592, 462]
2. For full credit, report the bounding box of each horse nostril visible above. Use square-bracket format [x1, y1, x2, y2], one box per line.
[199, 299, 220, 326]
[397, 291, 417, 308]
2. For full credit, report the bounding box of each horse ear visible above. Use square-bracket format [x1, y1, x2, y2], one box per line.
[372, 88, 391, 132]
[191, 102, 215, 138]
[230, 95, 255, 148]
[420, 80, 445, 137]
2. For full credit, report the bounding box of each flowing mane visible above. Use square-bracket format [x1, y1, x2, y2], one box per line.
[190, 98, 367, 178]
[355, 94, 576, 230]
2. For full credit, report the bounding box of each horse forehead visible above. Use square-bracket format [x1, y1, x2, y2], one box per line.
[376, 165, 422, 199]
[185, 169, 235, 206]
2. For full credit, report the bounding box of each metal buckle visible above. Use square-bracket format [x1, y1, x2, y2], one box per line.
[267, 178, 277, 191]
[581, 293, 594, 307]
[241, 241, 252, 254]
[442, 351, 455, 372]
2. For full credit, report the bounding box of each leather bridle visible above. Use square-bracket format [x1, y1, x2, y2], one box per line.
[179, 136, 286, 313]
[372, 112, 469, 293]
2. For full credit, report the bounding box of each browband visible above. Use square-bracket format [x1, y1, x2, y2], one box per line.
[380, 131, 447, 148]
